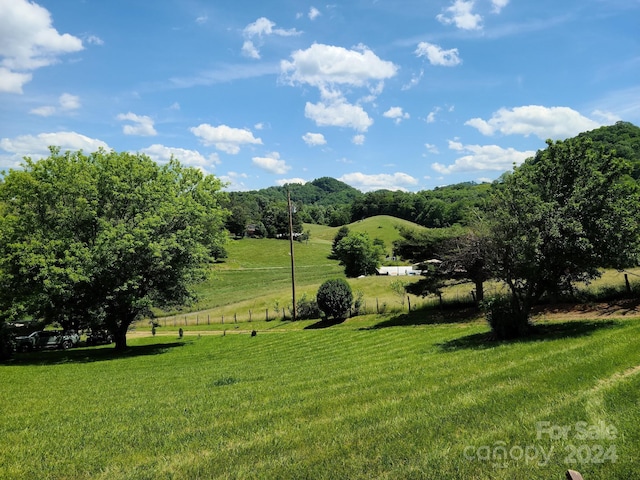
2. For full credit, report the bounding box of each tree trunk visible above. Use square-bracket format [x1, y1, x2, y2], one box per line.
[474, 279, 484, 303]
[114, 327, 128, 351]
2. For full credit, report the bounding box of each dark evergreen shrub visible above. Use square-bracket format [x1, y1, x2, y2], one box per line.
[316, 279, 353, 320]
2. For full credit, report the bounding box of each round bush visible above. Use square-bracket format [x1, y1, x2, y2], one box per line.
[316, 278, 353, 320]
[481, 295, 531, 339]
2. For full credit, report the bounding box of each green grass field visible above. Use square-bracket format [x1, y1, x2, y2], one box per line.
[2, 313, 639, 479]
[4, 215, 639, 479]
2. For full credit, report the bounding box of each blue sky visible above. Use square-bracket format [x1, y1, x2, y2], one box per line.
[1, 0, 639, 191]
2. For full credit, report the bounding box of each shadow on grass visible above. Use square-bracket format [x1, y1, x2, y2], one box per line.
[363, 305, 482, 330]
[304, 318, 347, 329]
[438, 319, 622, 352]
[8, 341, 186, 366]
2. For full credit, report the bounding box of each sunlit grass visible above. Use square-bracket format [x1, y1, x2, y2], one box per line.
[2, 316, 640, 479]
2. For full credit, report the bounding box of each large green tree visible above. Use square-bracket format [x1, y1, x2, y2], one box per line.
[488, 136, 640, 337]
[0, 148, 228, 350]
[334, 231, 384, 277]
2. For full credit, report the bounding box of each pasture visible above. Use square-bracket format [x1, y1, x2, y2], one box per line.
[3, 215, 639, 479]
[2, 312, 639, 479]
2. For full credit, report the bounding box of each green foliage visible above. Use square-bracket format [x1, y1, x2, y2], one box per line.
[316, 278, 353, 320]
[334, 231, 384, 277]
[0, 148, 228, 349]
[488, 132, 640, 337]
[330, 226, 350, 258]
[294, 293, 321, 320]
[481, 295, 529, 340]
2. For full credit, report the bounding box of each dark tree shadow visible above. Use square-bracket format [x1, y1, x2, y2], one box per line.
[304, 318, 347, 329]
[438, 320, 622, 352]
[7, 341, 186, 366]
[363, 306, 482, 330]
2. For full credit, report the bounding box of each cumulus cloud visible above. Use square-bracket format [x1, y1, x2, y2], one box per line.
[139, 144, 220, 169]
[308, 7, 321, 20]
[383, 106, 410, 124]
[281, 43, 397, 88]
[338, 172, 419, 192]
[302, 132, 327, 146]
[0, 131, 108, 169]
[191, 124, 262, 154]
[30, 92, 81, 116]
[241, 40, 260, 59]
[241, 17, 301, 59]
[352, 134, 365, 145]
[431, 141, 535, 174]
[415, 42, 462, 67]
[305, 98, 373, 132]
[465, 105, 601, 140]
[252, 152, 291, 174]
[436, 0, 483, 30]
[117, 112, 157, 136]
[491, 0, 510, 13]
[0, 0, 83, 93]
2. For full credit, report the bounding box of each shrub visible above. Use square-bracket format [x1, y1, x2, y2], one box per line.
[316, 279, 353, 320]
[481, 295, 530, 340]
[294, 294, 321, 320]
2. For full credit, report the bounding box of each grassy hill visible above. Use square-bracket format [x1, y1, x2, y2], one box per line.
[305, 215, 424, 249]
[166, 216, 431, 321]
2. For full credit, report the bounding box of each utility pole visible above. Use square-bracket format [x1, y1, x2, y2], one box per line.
[288, 191, 297, 320]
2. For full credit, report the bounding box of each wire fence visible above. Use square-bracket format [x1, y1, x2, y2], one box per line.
[152, 291, 480, 327]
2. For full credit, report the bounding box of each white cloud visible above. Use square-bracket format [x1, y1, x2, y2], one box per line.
[276, 178, 307, 186]
[305, 99, 373, 132]
[383, 106, 410, 124]
[191, 124, 262, 154]
[591, 109, 621, 124]
[252, 152, 290, 174]
[302, 132, 327, 146]
[0, 0, 83, 93]
[308, 7, 321, 20]
[426, 107, 442, 123]
[352, 134, 365, 145]
[425, 143, 440, 154]
[415, 42, 462, 67]
[281, 43, 397, 88]
[117, 112, 157, 136]
[242, 17, 301, 58]
[220, 171, 249, 191]
[244, 17, 300, 38]
[338, 172, 418, 192]
[196, 15, 208, 25]
[465, 105, 602, 140]
[30, 105, 56, 117]
[241, 40, 260, 59]
[0, 131, 108, 169]
[30, 92, 81, 116]
[402, 69, 424, 91]
[59, 93, 80, 110]
[491, 0, 510, 14]
[0, 68, 32, 94]
[139, 144, 220, 169]
[85, 35, 104, 46]
[431, 141, 535, 174]
[436, 0, 483, 30]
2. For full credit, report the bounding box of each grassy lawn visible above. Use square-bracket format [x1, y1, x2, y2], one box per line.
[2, 312, 639, 479]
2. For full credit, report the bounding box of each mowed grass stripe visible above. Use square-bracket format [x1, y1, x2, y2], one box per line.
[2, 318, 640, 479]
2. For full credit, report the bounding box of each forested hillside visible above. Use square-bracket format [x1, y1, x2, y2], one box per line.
[225, 122, 640, 237]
